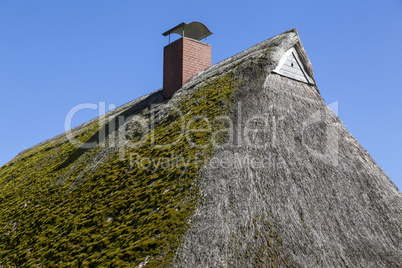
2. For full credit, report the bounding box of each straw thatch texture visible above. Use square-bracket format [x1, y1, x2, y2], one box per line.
[172, 30, 402, 267]
[0, 29, 400, 267]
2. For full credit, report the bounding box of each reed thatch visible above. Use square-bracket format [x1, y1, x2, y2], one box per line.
[171, 29, 402, 267]
[0, 29, 400, 267]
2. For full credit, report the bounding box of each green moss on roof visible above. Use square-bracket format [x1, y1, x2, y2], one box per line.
[0, 73, 238, 266]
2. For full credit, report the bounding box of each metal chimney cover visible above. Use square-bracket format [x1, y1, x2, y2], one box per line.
[162, 21, 213, 41]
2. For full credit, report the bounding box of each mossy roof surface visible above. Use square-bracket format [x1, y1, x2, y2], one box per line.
[2, 28, 400, 267]
[0, 70, 239, 266]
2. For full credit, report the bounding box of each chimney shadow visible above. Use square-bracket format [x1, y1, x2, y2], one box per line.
[54, 91, 165, 171]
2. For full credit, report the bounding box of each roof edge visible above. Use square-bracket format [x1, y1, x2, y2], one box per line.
[10, 29, 317, 163]
[167, 28, 320, 102]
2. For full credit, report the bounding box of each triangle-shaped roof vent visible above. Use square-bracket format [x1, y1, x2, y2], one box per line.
[273, 47, 315, 85]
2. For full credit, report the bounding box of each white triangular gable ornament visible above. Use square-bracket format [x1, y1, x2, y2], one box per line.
[273, 47, 314, 84]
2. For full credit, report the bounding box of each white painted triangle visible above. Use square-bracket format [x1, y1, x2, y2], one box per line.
[273, 47, 314, 84]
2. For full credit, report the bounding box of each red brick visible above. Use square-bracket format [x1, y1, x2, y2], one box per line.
[162, 38, 211, 99]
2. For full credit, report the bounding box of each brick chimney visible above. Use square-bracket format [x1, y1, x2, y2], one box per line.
[162, 22, 213, 99]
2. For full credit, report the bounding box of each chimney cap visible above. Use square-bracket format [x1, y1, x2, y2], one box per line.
[162, 21, 213, 41]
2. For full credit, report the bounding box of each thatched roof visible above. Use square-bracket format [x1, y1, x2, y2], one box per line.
[171, 29, 402, 267]
[0, 29, 400, 267]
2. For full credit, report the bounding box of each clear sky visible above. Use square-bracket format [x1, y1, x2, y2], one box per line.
[1, 0, 401, 190]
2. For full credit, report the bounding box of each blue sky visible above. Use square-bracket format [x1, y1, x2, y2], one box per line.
[0, 0, 401, 190]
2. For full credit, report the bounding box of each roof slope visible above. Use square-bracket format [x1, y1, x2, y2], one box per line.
[173, 29, 402, 267]
[0, 29, 400, 267]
